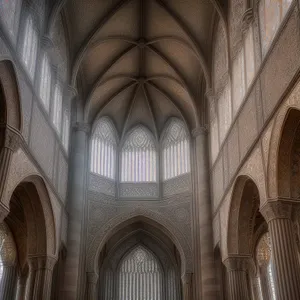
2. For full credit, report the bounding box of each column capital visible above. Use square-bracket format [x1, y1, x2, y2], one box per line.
[181, 272, 193, 284]
[0, 125, 22, 152]
[74, 122, 91, 134]
[28, 256, 57, 271]
[241, 8, 254, 34]
[260, 200, 294, 223]
[87, 272, 99, 284]
[223, 256, 255, 273]
[0, 202, 9, 222]
[192, 126, 208, 137]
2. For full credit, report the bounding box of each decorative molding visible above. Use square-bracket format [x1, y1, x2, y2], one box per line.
[192, 126, 208, 138]
[242, 8, 254, 34]
[0, 125, 22, 152]
[74, 122, 91, 134]
[223, 255, 255, 273]
[260, 201, 294, 223]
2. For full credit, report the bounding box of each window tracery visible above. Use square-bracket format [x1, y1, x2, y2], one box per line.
[118, 246, 162, 300]
[52, 84, 63, 133]
[21, 16, 38, 79]
[39, 53, 51, 112]
[121, 126, 157, 183]
[162, 119, 190, 181]
[91, 117, 117, 179]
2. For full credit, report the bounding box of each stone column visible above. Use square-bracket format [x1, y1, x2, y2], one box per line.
[191, 127, 218, 300]
[182, 272, 193, 300]
[0, 125, 21, 222]
[16, 272, 28, 300]
[0, 265, 17, 300]
[251, 276, 262, 300]
[86, 273, 98, 300]
[27, 256, 56, 300]
[62, 122, 90, 300]
[223, 256, 253, 300]
[261, 201, 300, 300]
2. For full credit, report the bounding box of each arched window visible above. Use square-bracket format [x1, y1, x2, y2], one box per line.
[162, 119, 190, 181]
[121, 126, 157, 182]
[21, 16, 38, 79]
[62, 99, 71, 152]
[118, 246, 162, 300]
[52, 84, 63, 133]
[90, 118, 117, 179]
[39, 53, 51, 112]
[259, 0, 293, 56]
[256, 232, 276, 300]
[0, 0, 20, 38]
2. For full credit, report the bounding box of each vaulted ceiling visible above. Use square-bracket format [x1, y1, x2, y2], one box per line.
[65, 0, 220, 137]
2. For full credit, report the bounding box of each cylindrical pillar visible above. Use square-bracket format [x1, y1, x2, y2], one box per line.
[0, 126, 21, 222]
[86, 273, 98, 300]
[261, 201, 300, 300]
[251, 276, 262, 300]
[182, 273, 193, 300]
[223, 256, 253, 300]
[191, 127, 218, 299]
[27, 256, 56, 300]
[16, 272, 28, 300]
[0, 265, 17, 300]
[62, 122, 90, 300]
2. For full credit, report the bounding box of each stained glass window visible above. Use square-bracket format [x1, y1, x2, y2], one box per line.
[121, 126, 157, 182]
[21, 16, 38, 79]
[91, 117, 117, 179]
[118, 246, 162, 300]
[259, 0, 293, 56]
[39, 53, 51, 112]
[162, 119, 190, 180]
[52, 84, 63, 133]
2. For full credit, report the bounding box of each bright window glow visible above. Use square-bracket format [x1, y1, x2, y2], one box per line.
[39, 53, 51, 112]
[162, 119, 190, 180]
[52, 84, 63, 133]
[21, 16, 38, 79]
[62, 105, 71, 152]
[118, 246, 162, 300]
[90, 117, 117, 179]
[121, 126, 157, 182]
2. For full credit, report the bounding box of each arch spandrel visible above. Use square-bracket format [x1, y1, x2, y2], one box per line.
[86, 211, 193, 275]
[267, 80, 300, 199]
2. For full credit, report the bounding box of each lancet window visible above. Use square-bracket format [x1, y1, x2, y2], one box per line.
[52, 84, 63, 133]
[39, 53, 51, 112]
[117, 246, 162, 300]
[21, 16, 38, 79]
[121, 126, 157, 182]
[162, 119, 190, 181]
[90, 118, 117, 179]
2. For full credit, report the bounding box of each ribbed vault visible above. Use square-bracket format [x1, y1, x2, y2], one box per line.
[65, 0, 221, 135]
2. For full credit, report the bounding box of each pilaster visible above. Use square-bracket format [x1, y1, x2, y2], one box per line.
[86, 272, 98, 300]
[261, 201, 300, 300]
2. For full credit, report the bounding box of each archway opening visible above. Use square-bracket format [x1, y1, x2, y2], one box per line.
[98, 220, 183, 300]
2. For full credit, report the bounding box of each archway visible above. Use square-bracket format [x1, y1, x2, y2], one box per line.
[98, 220, 182, 300]
[226, 176, 273, 299]
[0, 60, 22, 220]
[0, 177, 56, 300]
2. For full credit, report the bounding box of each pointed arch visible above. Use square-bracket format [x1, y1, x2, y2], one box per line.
[90, 117, 118, 180]
[161, 118, 190, 181]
